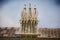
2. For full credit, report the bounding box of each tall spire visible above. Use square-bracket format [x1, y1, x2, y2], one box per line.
[20, 0, 38, 34]
[33, 4, 37, 19]
[28, 0, 32, 19]
[21, 4, 26, 20]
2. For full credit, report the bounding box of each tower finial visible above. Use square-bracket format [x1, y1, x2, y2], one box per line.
[34, 4, 36, 8]
[29, 0, 31, 8]
[24, 4, 26, 8]
[29, 3, 31, 8]
[24, 0, 26, 4]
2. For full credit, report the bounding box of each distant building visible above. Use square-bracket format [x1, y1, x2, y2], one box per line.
[0, 27, 16, 37]
[0, 27, 60, 38]
[38, 28, 60, 38]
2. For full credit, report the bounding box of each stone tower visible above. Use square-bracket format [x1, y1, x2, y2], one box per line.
[20, 3, 38, 35]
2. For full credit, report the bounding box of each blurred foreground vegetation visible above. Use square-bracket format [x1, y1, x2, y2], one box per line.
[0, 38, 60, 40]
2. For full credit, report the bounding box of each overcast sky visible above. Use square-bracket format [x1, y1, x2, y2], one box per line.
[0, 0, 60, 28]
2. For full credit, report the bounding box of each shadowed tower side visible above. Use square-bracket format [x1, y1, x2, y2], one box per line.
[32, 4, 38, 33]
[20, 4, 27, 33]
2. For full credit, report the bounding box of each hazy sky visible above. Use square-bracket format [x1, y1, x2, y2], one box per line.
[0, 0, 60, 28]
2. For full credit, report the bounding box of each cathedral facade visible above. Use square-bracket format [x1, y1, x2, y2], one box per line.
[20, 3, 38, 35]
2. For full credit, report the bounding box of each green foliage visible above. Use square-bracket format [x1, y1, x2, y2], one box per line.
[0, 38, 60, 40]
